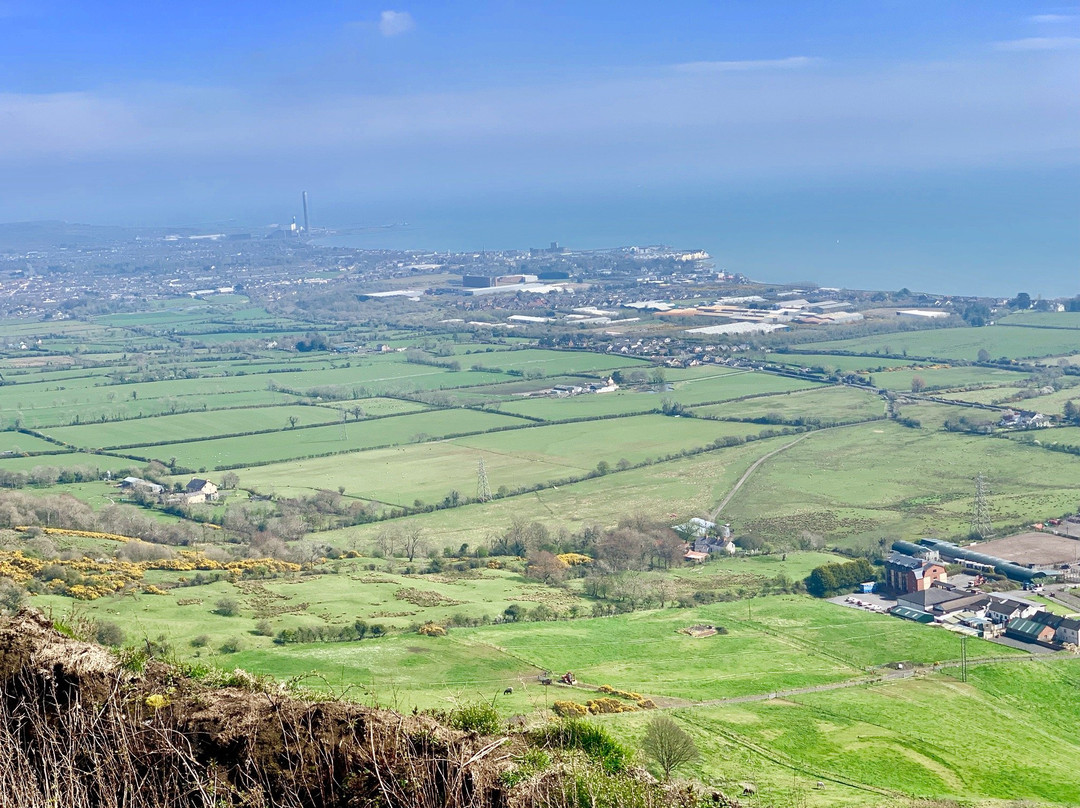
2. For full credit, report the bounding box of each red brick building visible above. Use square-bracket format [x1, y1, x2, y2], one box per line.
[884, 552, 947, 594]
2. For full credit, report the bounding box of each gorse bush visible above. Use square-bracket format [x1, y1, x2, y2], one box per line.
[531, 718, 631, 773]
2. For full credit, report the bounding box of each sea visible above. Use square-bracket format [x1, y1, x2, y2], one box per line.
[316, 165, 1079, 299]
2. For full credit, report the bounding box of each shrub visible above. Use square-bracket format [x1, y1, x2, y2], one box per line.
[552, 700, 588, 718]
[219, 637, 242, 654]
[586, 697, 638, 715]
[448, 701, 501, 735]
[213, 597, 240, 617]
[531, 717, 631, 773]
[190, 634, 210, 648]
[417, 622, 446, 637]
[253, 619, 274, 636]
[95, 621, 125, 646]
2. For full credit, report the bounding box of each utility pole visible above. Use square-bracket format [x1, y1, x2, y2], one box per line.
[960, 635, 968, 683]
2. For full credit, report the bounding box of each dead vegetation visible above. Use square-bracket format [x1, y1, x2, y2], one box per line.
[0, 609, 715, 808]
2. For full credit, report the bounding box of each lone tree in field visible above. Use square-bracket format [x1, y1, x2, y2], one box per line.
[641, 715, 700, 781]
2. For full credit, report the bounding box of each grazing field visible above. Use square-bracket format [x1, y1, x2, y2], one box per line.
[721, 421, 1080, 549]
[271, 434, 798, 545]
[0, 432, 65, 454]
[0, 451, 139, 474]
[762, 353, 919, 372]
[459, 596, 1012, 702]
[456, 348, 647, 375]
[234, 415, 782, 504]
[807, 323, 1080, 361]
[137, 407, 525, 470]
[0, 387, 300, 428]
[869, 365, 1030, 391]
[692, 386, 884, 423]
[41, 405, 343, 448]
[665, 370, 820, 404]
[670, 659, 1080, 806]
[497, 391, 667, 420]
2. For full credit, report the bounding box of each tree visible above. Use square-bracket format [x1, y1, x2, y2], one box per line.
[213, 597, 240, 617]
[527, 550, 569, 584]
[1011, 292, 1031, 310]
[287, 415, 299, 429]
[962, 303, 991, 327]
[910, 376, 926, 393]
[403, 525, 428, 562]
[1064, 400, 1080, 425]
[641, 715, 700, 781]
[977, 348, 991, 363]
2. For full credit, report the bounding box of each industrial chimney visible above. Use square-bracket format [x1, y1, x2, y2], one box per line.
[302, 191, 310, 234]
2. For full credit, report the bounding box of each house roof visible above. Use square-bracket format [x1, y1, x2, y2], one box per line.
[684, 551, 709, 561]
[987, 598, 1027, 615]
[886, 552, 925, 571]
[1030, 611, 1065, 629]
[897, 588, 967, 610]
[186, 478, 213, 491]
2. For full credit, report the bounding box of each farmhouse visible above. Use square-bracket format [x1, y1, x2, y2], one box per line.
[884, 552, 947, 594]
[1055, 616, 1080, 646]
[181, 478, 220, 504]
[986, 597, 1039, 625]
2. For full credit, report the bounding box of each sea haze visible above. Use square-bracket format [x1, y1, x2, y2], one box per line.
[320, 165, 1079, 299]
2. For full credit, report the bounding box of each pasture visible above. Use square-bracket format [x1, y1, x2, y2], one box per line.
[807, 322, 1080, 361]
[721, 421, 1080, 549]
[635, 659, 1080, 806]
[140, 407, 526, 470]
[692, 386, 884, 423]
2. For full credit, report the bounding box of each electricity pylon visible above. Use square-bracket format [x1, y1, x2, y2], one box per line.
[477, 457, 492, 502]
[971, 473, 993, 539]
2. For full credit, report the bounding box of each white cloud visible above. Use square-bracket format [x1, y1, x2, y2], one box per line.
[995, 36, 1080, 50]
[672, 56, 820, 73]
[1029, 14, 1076, 23]
[378, 10, 415, 37]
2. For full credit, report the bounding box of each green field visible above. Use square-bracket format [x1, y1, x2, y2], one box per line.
[808, 324, 1080, 361]
[235, 414, 780, 505]
[762, 353, 919, 372]
[869, 365, 1030, 391]
[138, 407, 526, 470]
[641, 659, 1080, 806]
[692, 386, 885, 423]
[42, 404, 342, 448]
[721, 420, 1080, 548]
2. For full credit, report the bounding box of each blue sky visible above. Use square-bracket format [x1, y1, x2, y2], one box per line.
[0, 1, 1077, 273]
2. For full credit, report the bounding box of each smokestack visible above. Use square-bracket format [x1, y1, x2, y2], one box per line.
[302, 191, 310, 234]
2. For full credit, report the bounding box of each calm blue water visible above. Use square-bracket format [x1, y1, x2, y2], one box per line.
[317, 166, 1079, 298]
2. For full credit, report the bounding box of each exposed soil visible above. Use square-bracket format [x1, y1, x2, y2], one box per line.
[0, 609, 512, 808]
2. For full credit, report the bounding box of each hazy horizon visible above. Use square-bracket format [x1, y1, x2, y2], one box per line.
[0, 1, 1076, 295]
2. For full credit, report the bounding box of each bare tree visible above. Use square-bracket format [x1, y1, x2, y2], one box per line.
[641, 715, 701, 781]
[375, 525, 402, 557]
[403, 525, 428, 562]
